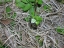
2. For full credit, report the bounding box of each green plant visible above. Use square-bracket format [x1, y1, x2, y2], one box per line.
[0, 0, 15, 19]
[15, 0, 43, 29]
[5, 6, 16, 30]
[35, 35, 43, 47]
[55, 26, 64, 35]
[6, 6, 11, 13]
[6, 6, 17, 19]
[0, 40, 8, 48]
[43, 4, 51, 12]
[31, 16, 42, 25]
[15, 0, 43, 11]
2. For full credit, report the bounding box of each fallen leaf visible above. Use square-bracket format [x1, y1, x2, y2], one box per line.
[0, 18, 13, 25]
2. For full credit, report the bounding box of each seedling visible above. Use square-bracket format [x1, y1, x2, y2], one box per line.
[35, 35, 43, 47]
[15, 0, 43, 29]
[55, 26, 64, 35]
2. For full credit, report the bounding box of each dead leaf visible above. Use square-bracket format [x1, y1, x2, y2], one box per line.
[0, 18, 13, 25]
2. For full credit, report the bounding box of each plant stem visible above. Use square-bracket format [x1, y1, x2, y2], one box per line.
[34, 0, 37, 16]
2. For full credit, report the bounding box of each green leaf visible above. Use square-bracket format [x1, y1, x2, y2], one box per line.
[39, 39, 43, 47]
[43, 5, 50, 10]
[56, 27, 62, 32]
[32, 16, 42, 25]
[35, 21, 40, 25]
[29, 0, 35, 2]
[35, 35, 43, 47]
[33, 16, 42, 22]
[21, 0, 28, 3]
[5, 0, 12, 2]
[23, 4, 31, 11]
[29, 6, 35, 16]
[6, 6, 11, 13]
[37, 0, 43, 5]
[61, 30, 64, 35]
[15, 0, 21, 3]
[35, 35, 40, 41]
[16, 2, 25, 8]
[11, 12, 16, 19]
[23, 16, 30, 22]
[55, 27, 64, 35]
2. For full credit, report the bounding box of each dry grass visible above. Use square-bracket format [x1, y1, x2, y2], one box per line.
[0, 0, 64, 48]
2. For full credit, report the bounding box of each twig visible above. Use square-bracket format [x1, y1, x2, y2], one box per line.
[3, 34, 18, 45]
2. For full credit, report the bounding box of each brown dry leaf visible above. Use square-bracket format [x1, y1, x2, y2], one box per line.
[0, 18, 13, 25]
